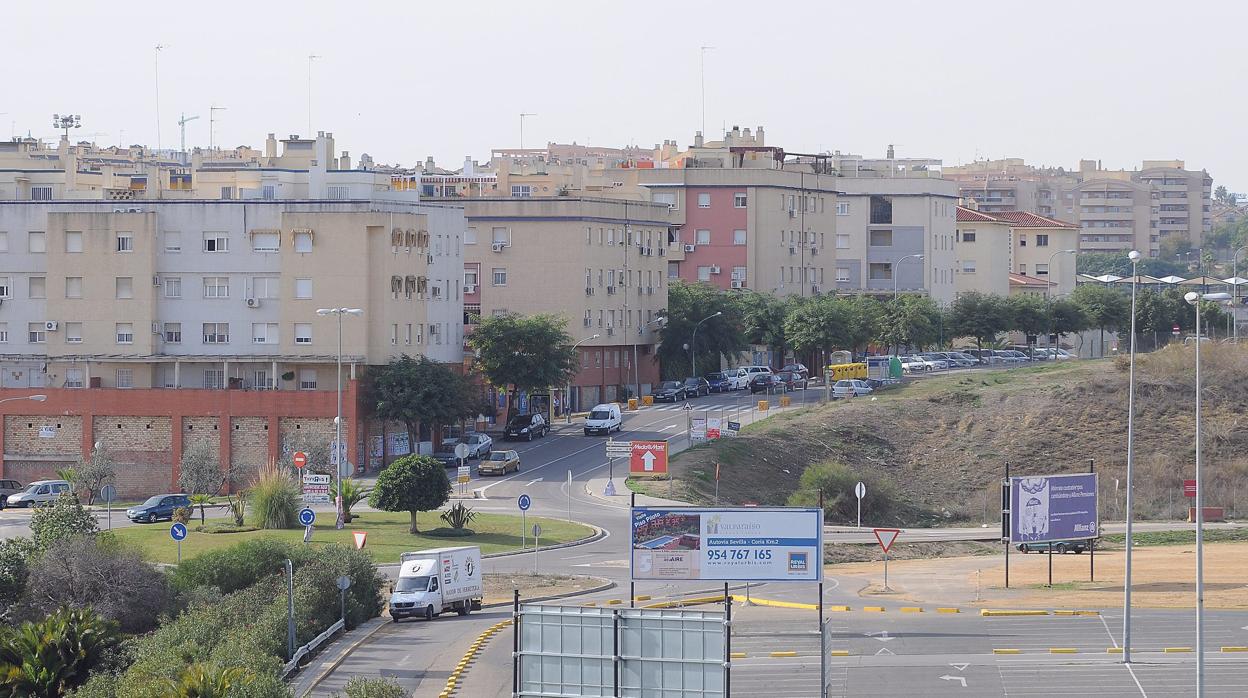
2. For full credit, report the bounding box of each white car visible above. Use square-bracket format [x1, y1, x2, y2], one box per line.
[4, 480, 72, 508]
[723, 367, 751, 390]
[584, 403, 623, 435]
[832, 379, 873, 398]
[462, 433, 493, 459]
[899, 356, 928, 372]
[917, 353, 950, 370]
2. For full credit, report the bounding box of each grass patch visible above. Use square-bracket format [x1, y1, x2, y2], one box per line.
[1100, 528, 1248, 547]
[112, 510, 593, 564]
[195, 523, 258, 534]
[1027, 581, 1083, 591]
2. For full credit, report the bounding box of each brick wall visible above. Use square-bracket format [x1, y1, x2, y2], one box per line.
[4, 461, 73, 488]
[94, 416, 174, 497]
[230, 417, 269, 487]
[280, 418, 335, 457]
[5, 415, 82, 457]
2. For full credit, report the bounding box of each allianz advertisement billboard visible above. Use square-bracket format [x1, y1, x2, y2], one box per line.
[630, 507, 823, 582]
[1009, 473, 1099, 545]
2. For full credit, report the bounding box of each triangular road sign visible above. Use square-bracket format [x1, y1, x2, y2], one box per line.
[873, 528, 901, 553]
[352, 531, 367, 550]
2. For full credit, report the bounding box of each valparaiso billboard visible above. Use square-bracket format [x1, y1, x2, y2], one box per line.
[1010, 473, 1099, 545]
[630, 507, 823, 582]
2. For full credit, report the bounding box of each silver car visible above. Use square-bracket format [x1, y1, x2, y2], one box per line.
[4, 480, 72, 508]
[833, 379, 873, 398]
[462, 433, 493, 459]
[0, 479, 23, 509]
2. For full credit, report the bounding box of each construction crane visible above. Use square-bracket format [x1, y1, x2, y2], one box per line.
[177, 113, 199, 165]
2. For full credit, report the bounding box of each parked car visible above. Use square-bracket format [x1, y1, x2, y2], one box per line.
[899, 355, 929, 372]
[503, 413, 549, 441]
[749, 373, 784, 394]
[918, 353, 950, 370]
[1017, 540, 1088, 554]
[584, 403, 623, 435]
[779, 363, 810, 379]
[3, 480, 71, 508]
[653, 380, 687, 402]
[992, 350, 1026, 364]
[832, 379, 874, 398]
[682, 377, 711, 398]
[723, 367, 750, 390]
[705, 372, 732, 393]
[741, 366, 774, 383]
[776, 371, 807, 390]
[432, 443, 463, 467]
[126, 493, 192, 523]
[0, 479, 22, 509]
[462, 432, 493, 459]
[958, 349, 995, 365]
[935, 352, 976, 368]
[478, 450, 521, 476]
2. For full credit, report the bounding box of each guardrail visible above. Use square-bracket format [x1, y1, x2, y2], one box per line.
[280, 618, 344, 679]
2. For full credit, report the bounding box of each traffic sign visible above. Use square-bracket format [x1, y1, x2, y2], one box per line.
[293, 451, 308, 469]
[169, 522, 188, 541]
[873, 528, 900, 553]
[629, 440, 669, 476]
[855, 482, 866, 500]
[352, 531, 367, 549]
[605, 439, 633, 457]
[532, 523, 542, 538]
[518, 494, 532, 511]
[302, 472, 331, 504]
[1184, 479, 1197, 498]
[336, 575, 352, 591]
[298, 507, 316, 527]
[457, 465, 471, 484]
[454, 443, 469, 460]
[99, 485, 117, 503]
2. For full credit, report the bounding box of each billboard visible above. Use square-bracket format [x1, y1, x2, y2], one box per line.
[630, 507, 822, 582]
[1009, 473, 1099, 545]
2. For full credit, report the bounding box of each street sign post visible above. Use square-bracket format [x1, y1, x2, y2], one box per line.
[1172, 324, 1181, 337]
[301, 472, 331, 504]
[336, 575, 352, 622]
[518, 494, 531, 549]
[854, 482, 866, 529]
[725, 421, 740, 437]
[292, 451, 307, 469]
[606, 439, 631, 497]
[298, 507, 315, 544]
[533, 523, 542, 574]
[457, 464, 470, 486]
[873, 528, 900, 591]
[170, 522, 187, 563]
[100, 485, 117, 531]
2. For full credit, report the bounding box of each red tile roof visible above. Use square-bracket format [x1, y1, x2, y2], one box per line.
[956, 206, 1078, 229]
[956, 207, 998, 222]
[1009, 273, 1055, 287]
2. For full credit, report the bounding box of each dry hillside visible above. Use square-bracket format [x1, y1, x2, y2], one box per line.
[649, 346, 1248, 526]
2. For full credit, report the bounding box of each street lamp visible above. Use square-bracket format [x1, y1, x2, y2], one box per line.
[688, 311, 722, 377]
[1184, 289, 1231, 696]
[1122, 249, 1141, 664]
[0, 394, 47, 404]
[892, 254, 924, 299]
[634, 317, 666, 404]
[1231, 246, 1248, 342]
[316, 307, 363, 530]
[1045, 249, 1078, 358]
[566, 334, 601, 423]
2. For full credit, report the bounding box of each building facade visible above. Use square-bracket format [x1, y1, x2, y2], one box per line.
[953, 207, 1080, 297]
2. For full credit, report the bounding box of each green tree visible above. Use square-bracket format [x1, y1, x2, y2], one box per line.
[73, 446, 115, 506]
[336, 477, 369, 524]
[467, 315, 578, 422]
[876, 296, 942, 353]
[948, 292, 1012, 351]
[161, 662, 256, 697]
[333, 675, 407, 698]
[784, 295, 847, 359]
[1007, 294, 1049, 341]
[1076, 251, 1185, 278]
[839, 295, 883, 356]
[657, 281, 745, 378]
[1049, 298, 1090, 339]
[368, 455, 449, 534]
[736, 291, 793, 359]
[366, 355, 479, 452]
[1072, 283, 1131, 356]
[0, 539, 38, 617]
[1215, 185, 1234, 205]
[29, 496, 98, 550]
[0, 607, 119, 697]
[178, 440, 225, 525]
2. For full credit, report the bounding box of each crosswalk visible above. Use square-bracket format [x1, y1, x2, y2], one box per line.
[645, 401, 749, 412]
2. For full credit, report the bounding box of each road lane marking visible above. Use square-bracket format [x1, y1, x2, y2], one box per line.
[939, 675, 967, 687]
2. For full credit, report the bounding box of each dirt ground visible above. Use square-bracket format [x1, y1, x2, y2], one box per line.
[482, 573, 607, 605]
[829, 541, 1248, 609]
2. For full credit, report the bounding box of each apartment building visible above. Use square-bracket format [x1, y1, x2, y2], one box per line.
[945, 158, 1213, 257]
[0, 131, 464, 495]
[953, 207, 1079, 297]
[452, 196, 673, 411]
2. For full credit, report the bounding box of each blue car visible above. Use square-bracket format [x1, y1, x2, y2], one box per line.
[126, 494, 191, 523]
[705, 372, 732, 393]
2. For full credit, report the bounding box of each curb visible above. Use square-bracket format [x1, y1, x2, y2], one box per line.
[441, 618, 514, 697]
[372, 522, 607, 572]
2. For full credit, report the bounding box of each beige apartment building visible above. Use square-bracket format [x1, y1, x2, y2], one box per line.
[953, 207, 1080, 297]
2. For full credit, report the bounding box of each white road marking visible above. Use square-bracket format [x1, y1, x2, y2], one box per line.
[939, 675, 967, 687]
[875, 647, 895, 656]
[525, 478, 543, 486]
[1099, 615, 1119, 648]
[949, 663, 969, 671]
[1125, 663, 1148, 698]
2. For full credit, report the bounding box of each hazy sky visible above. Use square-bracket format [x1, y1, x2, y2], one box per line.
[6, 1, 1245, 188]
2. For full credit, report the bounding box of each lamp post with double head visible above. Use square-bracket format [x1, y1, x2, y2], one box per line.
[1232, 246, 1248, 342]
[566, 334, 601, 423]
[1122, 250, 1141, 663]
[688, 311, 722, 378]
[315, 308, 363, 530]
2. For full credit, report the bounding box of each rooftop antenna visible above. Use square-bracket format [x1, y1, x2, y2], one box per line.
[519, 113, 536, 150]
[177, 113, 200, 164]
[307, 55, 322, 136]
[209, 105, 227, 151]
[154, 44, 167, 150]
[700, 46, 715, 137]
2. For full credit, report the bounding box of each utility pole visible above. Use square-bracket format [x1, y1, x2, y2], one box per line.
[519, 113, 536, 150]
[178, 113, 200, 165]
[209, 105, 227, 151]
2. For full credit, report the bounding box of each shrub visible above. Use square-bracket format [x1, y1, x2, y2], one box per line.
[440, 502, 478, 531]
[333, 675, 406, 698]
[160, 662, 256, 697]
[172, 539, 312, 595]
[0, 606, 120, 696]
[172, 507, 193, 525]
[0, 537, 39, 618]
[787, 460, 898, 526]
[247, 462, 300, 530]
[225, 492, 248, 527]
[30, 495, 99, 549]
[337, 477, 369, 524]
[194, 523, 258, 534]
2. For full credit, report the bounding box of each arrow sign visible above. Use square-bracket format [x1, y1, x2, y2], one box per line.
[298, 508, 316, 527]
[629, 440, 668, 476]
[939, 676, 967, 687]
[875, 647, 895, 656]
[169, 522, 187, 541]
[949, 663, 968, 672]
[874, 528, 901, 553]
[865, 631, 894, 642]
[352, 531, 367, 549]
[517, 494, 532, 511]
[642, 451, 657, 471]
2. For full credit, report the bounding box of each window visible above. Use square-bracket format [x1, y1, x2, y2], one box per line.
[836, 202, 850, 216]
[203, 232, 229, 252]
[295, 278, 313, 299]
[294, 323, 312, 344]
[29, 277, 46, 299]
[28, 232, 45, 253]
[961, 260, 977, 273]
[1018, 235, 1027, 247]
[65, 322, 82, 343]
[204, 277, 229, 298]
[327, 185, 350, 200]
[65, 231, 83, 253]
[1036, 263, 1049, 276]
[464, 270, 479, 288]
[262, 185, 276, 200]
[65, 369, 84, 389]
[732, 266, 747, 281]
[220, 186, 234, 200]
[465, 227, 478, 245]
[492, 227, 509, 246]
[697, 193, 711, 208]
[868, 263, 893, 280]
[836, 267, 851, 282]
[0, 232, 7, 252]
[203, 369, 224, 390]
[293, 231, 313, 253]
[0, 278, 7, 299]
[164, 277, 182, 298]
[652, 192, 676, 208]
[405, 323, 412, 345]
[31, 186, 53, 201]
[113, 277, 132, 299]
[697, 266, 712, 281]
[164, 322, 181, 343]
[28, 322, 46, 343]
[733, 229, 747, 245]
[511, 185, 532, 198]
[696, 229, 711, 245]
[869, 230, 893, 247]
[869, 196, 892, 224]
[116, 232, 133, 252]
[65, 277, 82, 298]
[492, 268, 507, 286]
[733, 193, 747, 208]
[115, 323, 133, 344]
[1036, 234, 1049, 247]
[203, 323, 229, 344]
[164, 231, 182, 253]
[836, 234, 850, 250]
[961, 231, 976, 242]
[252, 276, 279, 299]
[252, 369, 271, 389]
[1019, 264, 1027, 275]
[251, 231, 280, 252]
[252, 323, 279, 344]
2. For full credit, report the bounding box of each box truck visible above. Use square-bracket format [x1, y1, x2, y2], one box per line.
[389, 546, 484, 621]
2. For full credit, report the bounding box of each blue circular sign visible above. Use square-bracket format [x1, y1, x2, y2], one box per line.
[518, 494, 531, 512]
[299, 508, 316, 527]
[169, 522, 187, 541]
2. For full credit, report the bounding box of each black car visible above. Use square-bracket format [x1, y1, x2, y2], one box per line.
[126, 494, 191, 523]
[776, 371, 807, 390]
[503, 413, 549, 441]
[653, 380, 687, 402]
[779, 363, 810, 379]
[432, 443, 462, 467]
[682, 377, 711, 398]
[748, 373, 783, 394]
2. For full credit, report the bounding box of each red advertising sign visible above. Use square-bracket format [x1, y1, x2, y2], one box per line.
[629, 440, 669, 475]
[293, 451, 308, 469]
[873, 528, 901, 553]
[1184, 479, 1196, 498]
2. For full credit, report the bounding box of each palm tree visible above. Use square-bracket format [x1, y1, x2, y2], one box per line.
[338, 478, 370, 524]
[0, 606, 118, 696]
[162, 662, 255, 697]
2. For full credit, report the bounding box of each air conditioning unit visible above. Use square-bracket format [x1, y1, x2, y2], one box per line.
[246, 297, 260, 308]
[684, 244, 696, 253]
[606, 326, 615, 336]
[710, 266, 721, 275]
[491, 242, 505, 252]
[731, 280, 744, 289]
[44, 321, 58, 332]
[152, 275, 161, 287]
[463, 284, 476, 294]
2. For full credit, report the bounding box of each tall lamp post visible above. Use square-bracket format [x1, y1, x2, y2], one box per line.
[1045, 249, 1077, 358]
[688, 311, 722, 377]
[1122, 250, 1141, 663]
[566, 334, 601, 423]
[1184, 289, 1231, 697]
[316, 307, 363, 530]
[635, 317, 666, 403]
[892, 254, 924, 300]
[1232, 246, 1248, 342]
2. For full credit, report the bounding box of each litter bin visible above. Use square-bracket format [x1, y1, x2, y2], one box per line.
[757, 400, 769, 411]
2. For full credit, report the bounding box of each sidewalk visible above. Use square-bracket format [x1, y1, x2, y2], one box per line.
[287, 616, 389, 697]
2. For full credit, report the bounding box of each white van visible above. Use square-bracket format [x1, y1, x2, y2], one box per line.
[723, 367, 750, 390]
[390, 546, 484, 621]
[4, 480, 71, 508]
[584, 403, 623, 435]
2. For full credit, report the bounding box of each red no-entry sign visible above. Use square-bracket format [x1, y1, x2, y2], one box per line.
[293, 451, 307, 469]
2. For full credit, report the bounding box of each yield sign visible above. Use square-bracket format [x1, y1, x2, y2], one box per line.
[352, 531, 367, 550]
[874, 528, 901, 553]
